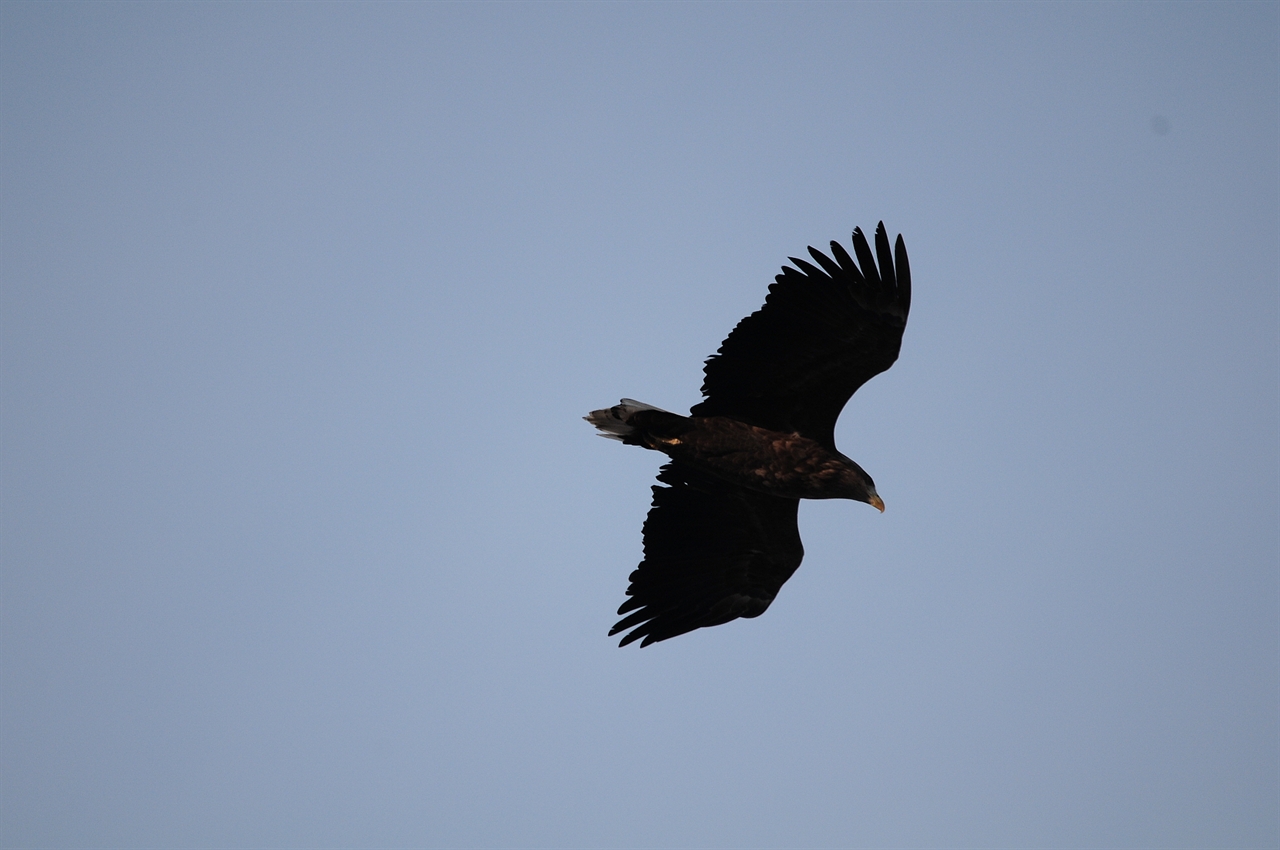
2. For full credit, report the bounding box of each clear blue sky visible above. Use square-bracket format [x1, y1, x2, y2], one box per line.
[2, 3, 1276, 848]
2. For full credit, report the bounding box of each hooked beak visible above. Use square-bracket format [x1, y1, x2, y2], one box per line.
[868, 493, 885, 513]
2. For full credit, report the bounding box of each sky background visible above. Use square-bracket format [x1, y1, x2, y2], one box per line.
[2, 3, 1277, 848]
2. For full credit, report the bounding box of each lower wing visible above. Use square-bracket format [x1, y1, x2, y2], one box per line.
[611, 461, 804, 647]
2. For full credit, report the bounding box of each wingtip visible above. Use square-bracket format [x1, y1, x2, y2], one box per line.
[615, 629, 644, 647]
[894, 232, 911, 314]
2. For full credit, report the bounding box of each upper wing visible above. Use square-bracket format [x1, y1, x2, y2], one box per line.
[611, 461, 803, 647]
[690, 223, 910, 451]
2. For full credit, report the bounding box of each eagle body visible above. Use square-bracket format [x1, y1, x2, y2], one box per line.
[586, 402, 881, 505]
[587, 223, 910, 647]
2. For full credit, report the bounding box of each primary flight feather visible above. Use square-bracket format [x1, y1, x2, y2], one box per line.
[586, 223, 910, 647]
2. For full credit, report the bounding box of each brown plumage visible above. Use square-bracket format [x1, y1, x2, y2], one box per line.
[586, 223, 911, 647]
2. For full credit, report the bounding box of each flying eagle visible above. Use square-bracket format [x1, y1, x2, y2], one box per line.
[586, 223, 911, 647]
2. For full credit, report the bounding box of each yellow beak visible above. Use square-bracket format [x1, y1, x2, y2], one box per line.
[868, 494, 885, 513]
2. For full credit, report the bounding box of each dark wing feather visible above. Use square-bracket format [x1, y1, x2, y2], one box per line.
[611, 461, 804, 647]
[690, 223, 910, 451]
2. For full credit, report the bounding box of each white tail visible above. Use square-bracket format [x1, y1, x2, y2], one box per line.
[584, 399, 671, 440]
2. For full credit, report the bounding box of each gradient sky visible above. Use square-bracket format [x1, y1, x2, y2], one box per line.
[2, 3, 1277, 848]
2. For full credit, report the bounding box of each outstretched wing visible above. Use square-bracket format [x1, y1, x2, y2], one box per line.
[690, 223, 910, 451]
[611, 461, 804, 647]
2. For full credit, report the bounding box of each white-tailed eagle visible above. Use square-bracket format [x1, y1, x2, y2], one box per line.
[587, 223, 910, 647]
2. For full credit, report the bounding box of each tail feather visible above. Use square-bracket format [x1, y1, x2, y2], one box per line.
[585, 399, 676, 441]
